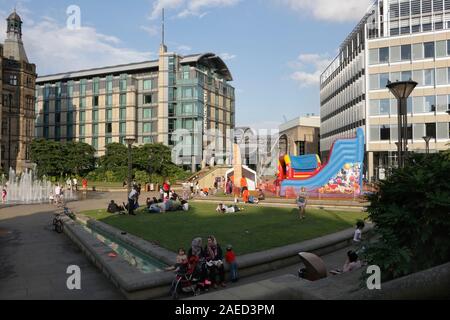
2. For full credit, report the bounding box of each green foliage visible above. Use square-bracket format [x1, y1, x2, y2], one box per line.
[30, 139, 95, 177]
[363, 153, 450, 281]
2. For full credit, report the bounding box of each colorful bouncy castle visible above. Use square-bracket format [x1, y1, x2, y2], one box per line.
[278, 128, 365, 197]
[278, 154, 322, 180]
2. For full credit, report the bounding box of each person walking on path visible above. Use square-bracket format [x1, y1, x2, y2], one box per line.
[297, 187, 308, 220]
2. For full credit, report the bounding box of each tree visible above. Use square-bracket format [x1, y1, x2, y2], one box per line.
[63, 142, 96, 176]
[30, 139, 65, 177]
[363, 153, 450, 282]
[99, 143, 128, 170]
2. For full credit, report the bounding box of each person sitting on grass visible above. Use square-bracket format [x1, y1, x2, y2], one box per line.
[257, 188, 266, 201]
[107, 200, 124, 214]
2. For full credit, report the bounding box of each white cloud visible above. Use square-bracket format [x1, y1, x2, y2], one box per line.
[0, 11, 153, 75]
[220, 52, 236, 61]
[289, 53, 332, 87]
[177, 44, 192, 52]
[277, 0, 372, 22]
[150, 0, 240, 20]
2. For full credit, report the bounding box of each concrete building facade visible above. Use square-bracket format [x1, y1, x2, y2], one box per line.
[279, 116, 321, 157]
[0, 11, 37, 172]
[320, 0, 450, 181]
[35, 44, 235, 170]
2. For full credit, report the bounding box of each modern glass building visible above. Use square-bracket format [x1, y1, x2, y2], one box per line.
[320, 0, 450, 181]
[35, 44, 235, 170]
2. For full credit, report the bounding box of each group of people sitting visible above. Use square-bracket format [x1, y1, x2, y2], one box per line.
[146, 194, 189, 214]
[166, 236, 239, 288]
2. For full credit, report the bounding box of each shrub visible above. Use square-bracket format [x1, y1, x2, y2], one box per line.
[363, 153, 450, 282]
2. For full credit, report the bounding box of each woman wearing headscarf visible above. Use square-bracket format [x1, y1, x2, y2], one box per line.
[188, 237, 208, 285]
[205, 235, 226, 288]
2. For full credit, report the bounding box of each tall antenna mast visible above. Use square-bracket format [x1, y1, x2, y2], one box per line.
[162, 8, 165, 46]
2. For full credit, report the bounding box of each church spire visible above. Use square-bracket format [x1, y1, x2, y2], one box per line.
[4, 10, 28, 62]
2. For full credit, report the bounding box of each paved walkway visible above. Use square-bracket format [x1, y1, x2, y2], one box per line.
[0, 204, 124, 300]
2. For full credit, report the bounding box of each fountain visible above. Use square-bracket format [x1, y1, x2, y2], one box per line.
[1, 168, 78, 204]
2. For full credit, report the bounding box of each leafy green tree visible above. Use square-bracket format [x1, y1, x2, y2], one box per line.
[363, 153, 450, 282]
[63, 142, 96, 176]
[99, 143, 128, 170]
[30, 139, 65, 177]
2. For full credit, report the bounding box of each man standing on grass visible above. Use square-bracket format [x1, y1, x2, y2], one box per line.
[128, 186, 139, 216]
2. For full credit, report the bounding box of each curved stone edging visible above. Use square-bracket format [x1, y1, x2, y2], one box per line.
[63, 212, 373, 300]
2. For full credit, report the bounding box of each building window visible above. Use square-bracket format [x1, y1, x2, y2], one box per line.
[106, 94, 112, 107]
[436, 41, 447, 57]
[412, 43, 423, 60]
[55, 113, 61, 123]
[67, 112, 73, 124]
[92, 137, 98, 150]
[79, 125, 85, 137]
[401, 71, 412, 81]
[143, 79, 152, 90]
[424, 96, 436, 112]
[79, 111, 86, 123]
[106, 109, 113, 121]
[379, 73, 389, 89]
[9, 74, 18, 85]
[120, 74, 127, 92]
[92, 110, 99, 121]
[298, 141, 306, 155]
[380, 125, 390, 141]
[120, 94, 126, 106]
[80, 97, 86, 109]
[143, 108, 152, 119]
[93, 96, 99, 107]
[106, 123, 112, 134]
[143, 136, 153, 144]
[401, 45, 411, 61]
[380, 99, 390, 115]
[119, 122, 126, 135]
[144, 94, 153, 105]
[106, 76, 113, 93]
[93, 78, 100, 95]
[424, 69, 435, 86]
[120, 108, 126, 121]
[80, 79, 87, 96]
[424, 42, 435, 59]
[425, 123, 436, 139]
[143, 123, 152, 133]
[92, 124, 99, 135]
[105, 137, 112, 145]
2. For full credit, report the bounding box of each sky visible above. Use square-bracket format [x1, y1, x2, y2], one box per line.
[0, 0, 373, 129]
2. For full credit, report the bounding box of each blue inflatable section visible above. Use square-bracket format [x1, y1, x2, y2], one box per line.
[281, 128, 365, 194]
[290, 154, 319, 171]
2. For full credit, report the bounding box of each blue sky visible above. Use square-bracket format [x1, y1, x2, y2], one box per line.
[0, 0, 372, 129]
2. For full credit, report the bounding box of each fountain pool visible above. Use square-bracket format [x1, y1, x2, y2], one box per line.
[1, 168, 78, 204]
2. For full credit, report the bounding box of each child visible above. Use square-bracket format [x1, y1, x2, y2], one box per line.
[165, 248, 188, 272]
[297, 187, 308, 220]
[225, 244, 238, 283]
[49, 192, 55, 205]
[353, 220, 365, 243]
[2, 188, 7, 203]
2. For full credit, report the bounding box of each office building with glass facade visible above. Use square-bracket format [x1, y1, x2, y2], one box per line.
[320, 0, 450, 181]
[35, 45, 235, 170]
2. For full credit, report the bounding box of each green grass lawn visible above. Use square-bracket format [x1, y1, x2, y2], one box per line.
[82, 204, 365, 255]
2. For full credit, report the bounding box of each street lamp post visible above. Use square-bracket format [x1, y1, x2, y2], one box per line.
[423, 136, 432, 155]
[125, 137, 136, 195]
[387, 80, 418, 168]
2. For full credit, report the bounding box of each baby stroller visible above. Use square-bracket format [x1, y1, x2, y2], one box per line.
[169, 256, 210, 300]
